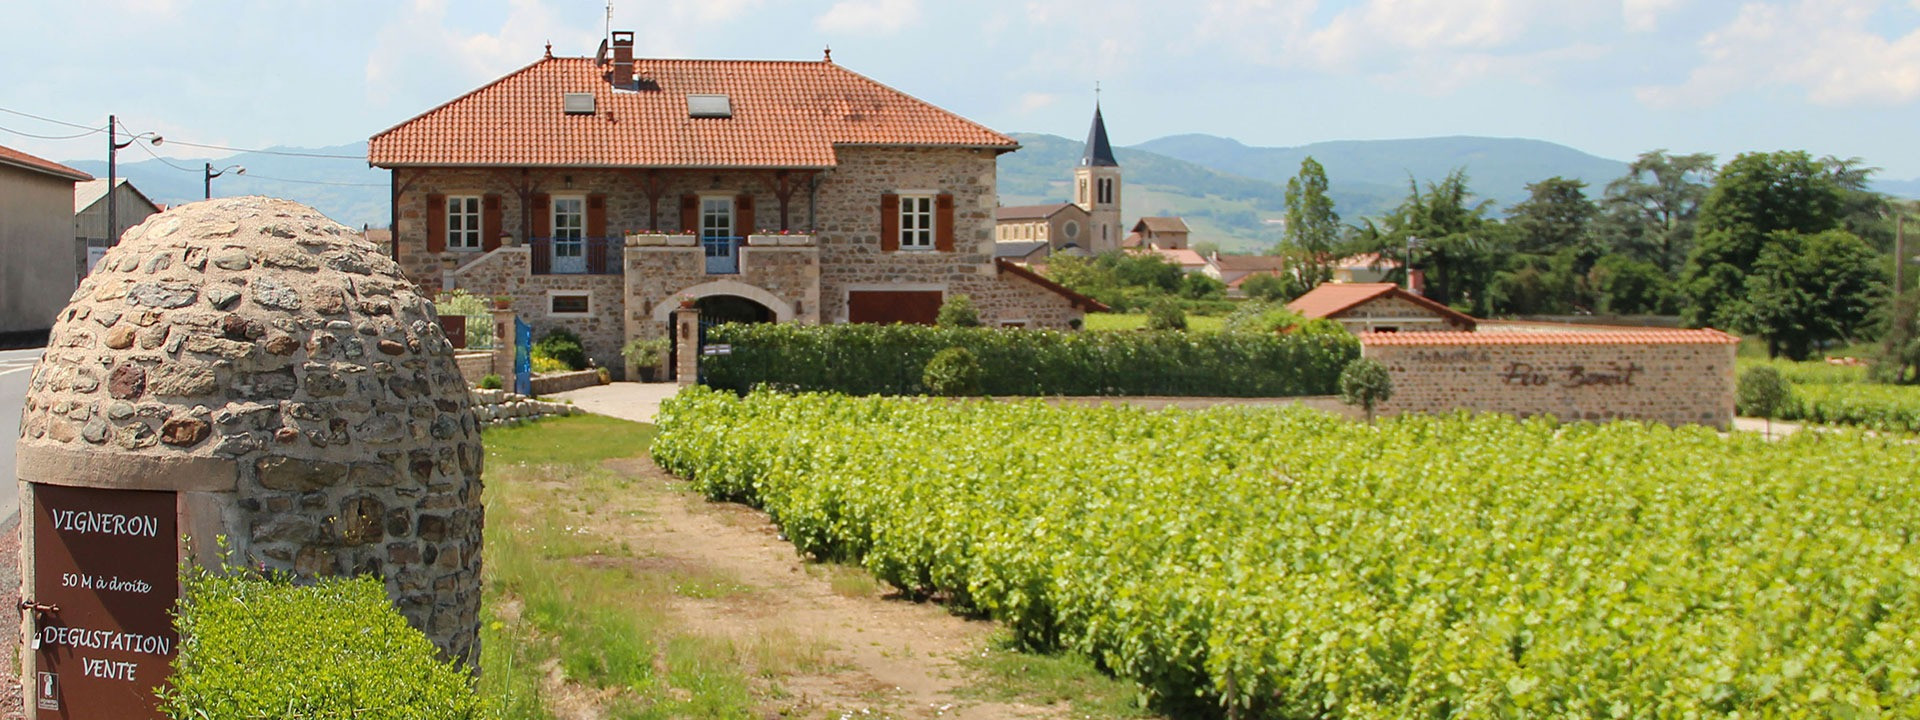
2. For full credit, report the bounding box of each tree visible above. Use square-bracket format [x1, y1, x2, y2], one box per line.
[1364, 170, 1503, 315]
[1284, 156, 1342, 287]
[936, 294, 982, 328]
[1594, 150, 1715, 270]
[1682, 151, 1847, 328]
[1587, 254, 1674, 315]
[1239, 272, 1300, 302]
[1875, 287, 1920, 384]
[1179, 273, 1227, 300]
[1507, 177, 1598, 256]
[1338, 358, 1394, 422]
[1742, 229, 1886, 360]
[1736, 366, 1793, 436]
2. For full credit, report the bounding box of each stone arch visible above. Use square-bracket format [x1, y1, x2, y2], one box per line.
[652, 279, 794, 323]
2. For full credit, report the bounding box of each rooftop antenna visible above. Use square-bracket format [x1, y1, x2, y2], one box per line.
[823, 44, 832, 63]
[604, 0, 613, 46]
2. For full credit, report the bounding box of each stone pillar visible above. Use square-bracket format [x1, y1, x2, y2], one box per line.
[673, 307, 700, 386]
[489, 307, 516, 378]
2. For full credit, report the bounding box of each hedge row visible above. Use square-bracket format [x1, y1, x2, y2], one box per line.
[700, 323, 1360, 397]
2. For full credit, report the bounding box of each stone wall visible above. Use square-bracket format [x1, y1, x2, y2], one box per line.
[15, 198, 483, 664]
[453, 351, 494, 385]
[445, 247, 627, 372]
[1362, 331, 1739, 428]
[528, 369, 603, 395]
[468, 388, 576, 425]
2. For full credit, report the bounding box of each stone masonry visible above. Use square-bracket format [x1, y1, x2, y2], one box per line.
[1362, 330, 1740, 428]
[15, 197, 483, 664]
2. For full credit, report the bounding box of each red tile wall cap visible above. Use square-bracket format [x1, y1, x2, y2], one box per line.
[1359, 329, 1742, 346]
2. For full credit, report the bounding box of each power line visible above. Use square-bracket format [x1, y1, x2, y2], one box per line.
[0, 105, 100, 130]
[158, 139, 363, 160]
[0, 122, 104, 140]
[235, 172, 386, 188]
[130, 141, 200, 173]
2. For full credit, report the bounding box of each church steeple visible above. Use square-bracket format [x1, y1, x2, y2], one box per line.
[1081, 104, 1118, 168]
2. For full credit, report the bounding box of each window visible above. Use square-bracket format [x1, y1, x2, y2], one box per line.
[550, 293, 590, 316]
[552, 197, 585, 256]
[1063, 220, 1079, 239]
[1097, 178, 1113, 205]
[899, 194, 934, 249]
[700, 196, 734, 239]
[1078, 179, 1088, 205]
[446, 196, 482, 250]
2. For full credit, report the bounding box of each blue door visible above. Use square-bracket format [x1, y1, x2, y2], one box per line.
[513, 318, 532, 395]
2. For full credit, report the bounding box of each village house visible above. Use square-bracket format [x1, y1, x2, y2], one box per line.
[0, 144, 91, 341]
[1288, 282, 1476, 333]
[369, 34, 1100, 372]
[74, 177, 162, 279]
[1123, 216, 1191, 250]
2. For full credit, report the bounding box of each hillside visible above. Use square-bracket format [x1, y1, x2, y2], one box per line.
[64, 142, 388, 228]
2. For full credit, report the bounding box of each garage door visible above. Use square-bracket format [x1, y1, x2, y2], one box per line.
[847, 290, 943, 325]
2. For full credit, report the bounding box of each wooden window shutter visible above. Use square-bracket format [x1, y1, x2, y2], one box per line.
[425, 194, 447, 253]
[531, 193, 551, 237]
[680, 193, 699, 234]
[735, 193, 755, 238]
[481, 194, 503, 250]
[586, 194, 609, 273]
[935, 193, 956, 252]
[879, 193, 899, 252]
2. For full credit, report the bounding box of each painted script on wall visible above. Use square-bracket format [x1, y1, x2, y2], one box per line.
[1500, 361, 1643, 388]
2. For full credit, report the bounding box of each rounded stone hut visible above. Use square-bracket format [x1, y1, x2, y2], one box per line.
[16, 197, 482, 664]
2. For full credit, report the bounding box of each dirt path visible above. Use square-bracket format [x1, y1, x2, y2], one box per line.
[598, 455, 1070, 720]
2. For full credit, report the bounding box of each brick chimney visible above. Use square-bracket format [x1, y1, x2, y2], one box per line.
[610, 31, 634, 89]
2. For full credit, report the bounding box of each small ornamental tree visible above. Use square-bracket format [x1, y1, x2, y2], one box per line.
[922, 346, 983, 396]
[1339, 357, 1394, 422]
[1146, 299, 1188, 331]
[1737, 365, 1794, 436]
[936, 293, 983, 328]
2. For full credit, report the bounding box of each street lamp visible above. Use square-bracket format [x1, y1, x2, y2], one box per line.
[107, 115, 162, 249]
[204, 163, 245, 200]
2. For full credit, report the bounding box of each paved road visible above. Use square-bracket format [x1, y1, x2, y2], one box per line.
[0, 347, 40, 524]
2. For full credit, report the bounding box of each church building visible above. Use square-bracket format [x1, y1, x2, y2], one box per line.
[994, 104, 1125, 259]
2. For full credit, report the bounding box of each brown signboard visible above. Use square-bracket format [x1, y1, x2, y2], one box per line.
[31, 485, 178, 719]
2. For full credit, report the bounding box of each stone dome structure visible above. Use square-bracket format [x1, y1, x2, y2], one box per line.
[17, 197, 482, 664]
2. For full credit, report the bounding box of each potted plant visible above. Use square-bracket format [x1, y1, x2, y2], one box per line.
[621, 336, 672, 383]
[491, 295, 513, 310]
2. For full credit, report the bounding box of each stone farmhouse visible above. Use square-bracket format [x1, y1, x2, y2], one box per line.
[369, 33, 1101, 372]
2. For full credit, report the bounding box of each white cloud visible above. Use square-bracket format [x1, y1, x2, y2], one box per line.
[1016, 92, 1058, 114]
[814, 0, 921, 34]
[1621, 0, 1685, 32]
[1637, 0, 1920, 108]
[366, 0, 600, 105]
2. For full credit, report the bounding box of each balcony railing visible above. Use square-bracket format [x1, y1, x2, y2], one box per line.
[703, 235, 742, 275]
[529, 237, 623, 276]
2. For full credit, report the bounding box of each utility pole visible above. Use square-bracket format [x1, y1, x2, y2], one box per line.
[107, 115, 118, 249]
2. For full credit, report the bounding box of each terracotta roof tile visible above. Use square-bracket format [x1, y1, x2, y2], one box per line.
[0, 144, 91, 182]
[1288, 282, 1477, 330]
[1360, 329, 1741, 346]
[370, 56, 1017, 168]
[1210, 254, 1288, 272]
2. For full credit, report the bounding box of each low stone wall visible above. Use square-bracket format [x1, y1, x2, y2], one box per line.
[529, 369, 604, 396]
[454, 351, 495, 385]
[468, 388, 578, 426]
[1362, 330, 1740, 428]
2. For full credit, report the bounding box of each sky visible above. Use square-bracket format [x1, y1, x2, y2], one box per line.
[4, 0, 1920, 179]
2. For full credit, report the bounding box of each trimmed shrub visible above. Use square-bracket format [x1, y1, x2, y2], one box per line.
[477, 373, 503, 390]
[922, 346, 983, 396]
[1146, 299, 1188, 331]
[1338, 357, 1394, 421]
[700, 322, 1360, 397]
[160, 571, 480, 720]
[531, 355, 571, 374]
[532, 328, 588, 371]
[936, 294, 983, 328]
[1736, 365, 1793, 419]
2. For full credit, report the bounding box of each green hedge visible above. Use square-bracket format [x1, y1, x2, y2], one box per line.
[161, 572, 480, 720]
[700, 323, 1360, 397]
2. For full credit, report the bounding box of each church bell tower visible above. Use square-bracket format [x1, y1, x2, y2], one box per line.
[1073, 102, 1122, 253]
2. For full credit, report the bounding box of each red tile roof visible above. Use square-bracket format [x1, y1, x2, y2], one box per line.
[1210, 254, 1288, 272]
[1360, 329, 1740, 346]
[370, 56, 1018, 168]
[1133, 216, 1189, 233]
[0, 144, 91, 182]
[995, 258, 1108, 312]
[1142, 247, 1207, 268]
[1287, 282, 1477, 330]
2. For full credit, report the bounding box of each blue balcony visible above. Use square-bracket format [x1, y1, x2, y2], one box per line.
[703, 235, 742, 274]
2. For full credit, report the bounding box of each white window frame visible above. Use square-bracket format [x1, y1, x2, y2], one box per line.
[547, 290, 591, 318]
[447, 195, 483, 250]
[700, 195, 735, 240]
[551, 195, 586, 256]
[899, 193, 935, 250]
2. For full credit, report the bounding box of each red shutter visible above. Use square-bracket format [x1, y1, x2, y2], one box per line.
[735, 193, 755, 238]
[935, 193, 955, 252]
[531, 193, 551, 237]
[880, 193, 899, 252]
[680, 193, 699, 234]
[425, 194, 446, 253]
[481, 194, 503, 250]
[586, 194, 608, 273]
